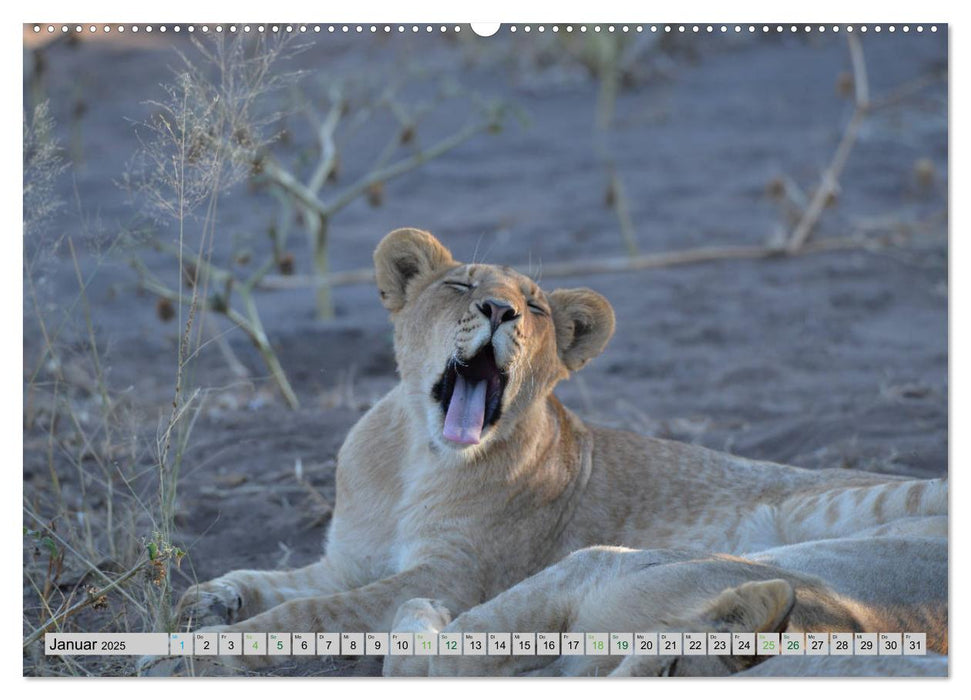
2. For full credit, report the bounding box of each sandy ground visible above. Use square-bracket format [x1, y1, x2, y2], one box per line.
[22, 27, 947, 677]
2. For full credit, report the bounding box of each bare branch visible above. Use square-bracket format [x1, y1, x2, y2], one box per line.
[606, 164, 639, 257]
[787, 34, 870, 253]
[130, 256, 300, 409]
[260, 113, 500, 223]
[259, 160, 330, 219]
[326, 116, 500, 217]
[260, 226, 936, 292]
[306, 90, 344, 193]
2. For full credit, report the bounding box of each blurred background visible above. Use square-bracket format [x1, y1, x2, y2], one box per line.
[22, 24, 947, 676]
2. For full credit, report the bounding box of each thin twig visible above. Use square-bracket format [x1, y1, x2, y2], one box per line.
[292, 458, 333, 529]
[22, 558, 150, 649]
[869, 71, 946, 112]
[787, 33, 870, 253]
[606, 164, 639, 257]
[259, 161, 329, 219]
[259, 228, 934, 291]
[261, 267, 375, 289]
[238, 287, 300, 409]
[847, 33, 870, 109]
[306, 91, 344, 194]
[259, 109, 502, 320]
[261, 116, 499, 221]
[130, 256, 300, 409]
[22, 509, 148, 614]
[67, 238, 117, 558]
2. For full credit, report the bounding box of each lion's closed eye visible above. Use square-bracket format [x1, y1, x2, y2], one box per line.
[527, 301, 548, 316]
[444, 280, 473, 292]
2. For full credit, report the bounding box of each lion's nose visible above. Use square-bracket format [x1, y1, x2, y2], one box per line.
[477, 299, 520, 333]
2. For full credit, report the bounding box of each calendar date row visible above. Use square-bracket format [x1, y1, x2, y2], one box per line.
[45, 631, 927, 657]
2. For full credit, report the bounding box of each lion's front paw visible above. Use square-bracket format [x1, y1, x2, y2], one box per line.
[384, 598, 453, 677]
[176, 579, 245, 629]
[391, 598, 453, 632]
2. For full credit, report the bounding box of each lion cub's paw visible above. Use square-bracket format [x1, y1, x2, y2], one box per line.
[175, 578, 244, 629]
[384, 598, 453, 677]
[392, 597, 453, 631]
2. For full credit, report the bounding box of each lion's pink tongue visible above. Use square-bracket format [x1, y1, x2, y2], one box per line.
[443, 374, 487, 445]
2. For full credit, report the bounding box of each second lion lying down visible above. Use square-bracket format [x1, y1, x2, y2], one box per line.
[385, 526, 947, 676]
[153, 229, 946, 676]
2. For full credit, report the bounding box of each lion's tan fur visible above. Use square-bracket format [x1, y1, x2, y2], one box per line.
[386, 532, 947, 677]
[153, 229, 946, 676]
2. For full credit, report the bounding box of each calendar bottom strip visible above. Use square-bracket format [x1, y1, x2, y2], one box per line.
[44, 631, 928, 657]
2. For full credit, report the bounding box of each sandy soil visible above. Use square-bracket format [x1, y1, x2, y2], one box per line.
[22, 27, 947, 677]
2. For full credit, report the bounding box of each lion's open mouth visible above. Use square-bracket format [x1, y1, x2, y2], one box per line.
[432, 344, 507, 446]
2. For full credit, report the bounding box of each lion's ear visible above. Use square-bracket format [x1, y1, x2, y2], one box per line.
[373, 228, 456, 311]
[549, 288, 615, 371]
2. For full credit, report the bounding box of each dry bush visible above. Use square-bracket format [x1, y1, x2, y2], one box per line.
[23, 102, 186, 676]
[127, 32, 509, 408]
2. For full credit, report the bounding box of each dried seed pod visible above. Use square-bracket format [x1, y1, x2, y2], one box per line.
[32, 48, 47, 79]
[367, 181, 385, 208]
[326, 153, 341, 183]
[604, 178, 617, 208]
[765, 175, 786, 200]
[836, 71, 854, 98]
[210, 293, 228, 314]
[914, 157, 935, 189]
[181, 262, 197, 288]
[249, 152, 265, 176]
[186, 133, 207, 165]
[156, 297, 175, 322]
[150, 558, 166, 586]
[87, 586, 108, 610]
